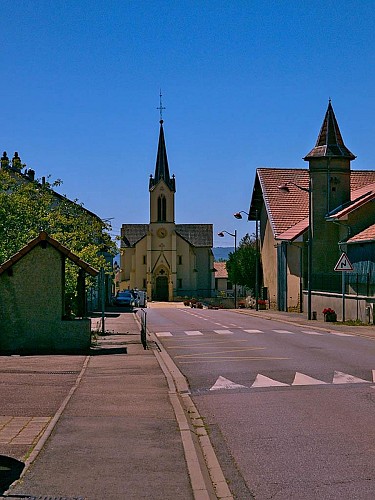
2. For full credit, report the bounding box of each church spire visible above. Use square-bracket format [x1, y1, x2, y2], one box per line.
[304, 100, 356, 160]
[149, 96, 176, 192]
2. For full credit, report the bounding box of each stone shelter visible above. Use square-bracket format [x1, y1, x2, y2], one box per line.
[0, 231, 98, 353]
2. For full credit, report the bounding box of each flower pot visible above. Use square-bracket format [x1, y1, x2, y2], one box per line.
[258, 304, 266, 310]
[324, 313, 337, 322]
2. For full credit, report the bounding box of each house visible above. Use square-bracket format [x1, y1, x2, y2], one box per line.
[120, 118, 214, 301]
[214, 261, 231, 295]
[249, 101, 375, 321]
[0, 232, 98, 353]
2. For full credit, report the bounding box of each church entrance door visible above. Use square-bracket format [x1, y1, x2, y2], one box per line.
[155, 276, 169, 301]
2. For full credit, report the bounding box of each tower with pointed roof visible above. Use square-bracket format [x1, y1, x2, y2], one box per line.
[304, 100, 356, 276]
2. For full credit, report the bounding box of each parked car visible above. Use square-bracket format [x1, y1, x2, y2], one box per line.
[113, 291, 136, 308]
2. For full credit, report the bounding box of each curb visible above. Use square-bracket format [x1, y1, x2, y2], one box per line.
[149, 329, 233, 500]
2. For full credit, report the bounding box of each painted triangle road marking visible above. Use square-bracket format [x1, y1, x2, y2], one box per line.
[332, 371, 370, 384]
[244, 329, 263, 333]
[185, 331, 203, 336]
[155, 332, 173, 337]
[214, 330, 234, 335]
[251, 374, 289, 388]
[292, 373, 327, 385]
[210, 376, 248, 391]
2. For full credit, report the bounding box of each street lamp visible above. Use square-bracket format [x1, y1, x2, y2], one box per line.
[218, 230, 237, 309]
[278, 178, 312, 320]
[234, 210, 260, 311]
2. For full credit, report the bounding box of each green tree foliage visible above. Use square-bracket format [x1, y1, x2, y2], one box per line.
[226, 233, 258, 291]
[0, 168, 116, 297]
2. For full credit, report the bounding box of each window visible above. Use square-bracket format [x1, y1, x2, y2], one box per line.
[227, 281, 233, 290]
[178, 255, 182, 265]
[157, 194, 167, 221]
[177, 278, 182, 289]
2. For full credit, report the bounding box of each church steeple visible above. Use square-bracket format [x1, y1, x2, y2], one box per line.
[149, 120, 176, 192]
[304, 100, 355, 160]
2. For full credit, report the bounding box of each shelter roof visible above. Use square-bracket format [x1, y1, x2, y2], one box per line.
[0, 231, 99, 276]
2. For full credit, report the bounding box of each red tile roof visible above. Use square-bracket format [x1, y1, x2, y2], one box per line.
[347, 224, 375, 244]
[0, 231, 99, 277]
[214, 261, 228, 278]
[328, 182, 375, 220]
[254, 168, 375, 241]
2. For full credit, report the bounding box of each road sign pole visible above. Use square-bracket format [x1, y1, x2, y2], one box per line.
[342, 271, 345, 322]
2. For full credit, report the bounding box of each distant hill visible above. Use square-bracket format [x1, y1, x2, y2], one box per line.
[213, 247, 234, 261]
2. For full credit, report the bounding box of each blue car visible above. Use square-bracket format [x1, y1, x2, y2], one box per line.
[113, 291, 136, 308]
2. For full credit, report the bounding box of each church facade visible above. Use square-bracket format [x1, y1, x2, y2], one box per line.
[119, 119, 214, 301]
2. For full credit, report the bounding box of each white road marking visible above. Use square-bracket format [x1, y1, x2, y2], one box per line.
[244, 329, 263, 333]
[292, 373, 327, 385]
[273, 329, 295, 334]
[155, 332, 173, 337]
[373, 370, 375, 382]
[330, 332, 354, 337]
[301, 330, 324, 335]
[251, 374, 289, 388]
[210, 376, 247, 391]
[214, 330, 234, 335]
[185, 331, 203, 336]
[332, 371, 370, 384]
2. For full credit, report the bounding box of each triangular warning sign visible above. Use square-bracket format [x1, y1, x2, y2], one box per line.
[334, 252, 353, 271]
[209, 376, 247, 391]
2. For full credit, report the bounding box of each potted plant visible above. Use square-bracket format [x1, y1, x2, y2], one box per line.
[323, 308, 337, 322]
[257, 299, 267, 310]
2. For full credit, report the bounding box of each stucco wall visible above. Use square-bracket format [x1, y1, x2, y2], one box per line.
[0, 244, 91, 353]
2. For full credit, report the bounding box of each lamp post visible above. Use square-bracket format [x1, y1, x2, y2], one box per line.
[234, 210, 260, 311]
[278, 178, 312, 320]
[218, 230, 237, 308]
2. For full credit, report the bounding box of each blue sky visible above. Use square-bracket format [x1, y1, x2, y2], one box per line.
[2, 1, 374, 247]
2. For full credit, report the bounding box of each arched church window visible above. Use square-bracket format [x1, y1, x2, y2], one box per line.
[157, 194, 167, 221]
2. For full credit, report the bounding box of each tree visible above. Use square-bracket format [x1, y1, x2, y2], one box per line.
[226, 233, 259, 292]
[0, 167, 117, 303]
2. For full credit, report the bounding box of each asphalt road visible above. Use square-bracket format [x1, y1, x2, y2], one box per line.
[146, 307, 375, 500]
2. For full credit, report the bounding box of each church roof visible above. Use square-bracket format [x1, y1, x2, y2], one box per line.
[304, 101, 356, 160]
[121, 223, 213, 248]
[0, 231, 99, 277]
[175, 224, 213, 247]
[149, 120, 176, 192]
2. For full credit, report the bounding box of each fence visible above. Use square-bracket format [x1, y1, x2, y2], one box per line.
[307, 272, 375, 297]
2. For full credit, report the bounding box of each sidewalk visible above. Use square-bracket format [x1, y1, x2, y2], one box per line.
[3, 312, 210, 500]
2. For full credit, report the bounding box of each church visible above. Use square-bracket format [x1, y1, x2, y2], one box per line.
[119, 118, 214, 301]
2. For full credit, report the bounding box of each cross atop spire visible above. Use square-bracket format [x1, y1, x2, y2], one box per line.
[304, 100, 355, 160]
[157, 90, 166, 123]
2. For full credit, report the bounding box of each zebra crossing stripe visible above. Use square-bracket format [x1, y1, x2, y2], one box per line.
[273, 330, 295, 334]
[301, 330, 324, 335]
[244, 329, 263, 333]
[155, 332, 172, 337]
[214, 330, 234, 335]
[185, 331, 203, 336]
